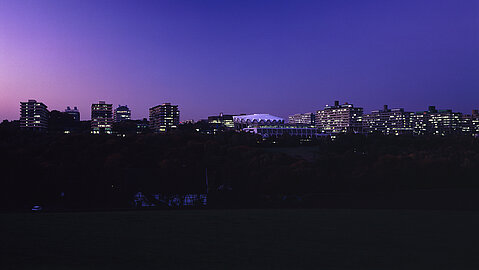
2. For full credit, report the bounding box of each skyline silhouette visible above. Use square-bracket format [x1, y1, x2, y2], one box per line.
[1, 0, 478, 121]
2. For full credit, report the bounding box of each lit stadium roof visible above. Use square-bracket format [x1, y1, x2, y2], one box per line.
[233, 114, 284, 123]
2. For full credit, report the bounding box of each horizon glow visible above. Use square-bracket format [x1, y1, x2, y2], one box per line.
[1, 0, 478, 121]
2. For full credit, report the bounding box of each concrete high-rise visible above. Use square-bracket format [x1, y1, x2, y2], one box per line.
[91, 101, 113, 134]
[315, 101, 363, 134]
[20, 100, 49, 131]
[472, 110, 479, 137]
[114, 105, 131, 122]
[411, 106, 462, 136]
[362, 105, 413, 135]
[149, 103, 180, 132]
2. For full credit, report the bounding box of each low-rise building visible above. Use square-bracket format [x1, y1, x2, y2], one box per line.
[208, 113, 235, 133]
[65, 106, 80, 121]
[233, 113, 323, 138]
[243, 124, 323, 138]
[288, 112, 315, 126]
[233, 114, 284, 130]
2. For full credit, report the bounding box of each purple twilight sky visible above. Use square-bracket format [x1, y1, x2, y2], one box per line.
[0, 0, 478, 121]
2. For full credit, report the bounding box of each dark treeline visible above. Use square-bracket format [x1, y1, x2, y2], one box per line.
[1, 126, 479, 211]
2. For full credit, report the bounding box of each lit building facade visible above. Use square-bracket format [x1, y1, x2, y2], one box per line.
[471, 110, 479, 137]
[20, 100, 49, 131]
[243, 124, 322, 138]
[459, 110, 479, 136]
[65, 106, 80, 121]
[233, 114, 284, 130]
[472, 120, 479, 137]
[315, 101, 363, 134]
[208, 113, 235, 134]
[412, 106, 462, 136]
[362, 105, 413, 135]
[460, 113, 473, 135]
[149, 103, 180, 132]
[288, 112, 315, 126]
[428, 108, 462, 135]
[410, 112, 428, 135]
[114, 105, 131, 122]
[91, 101, 113, 134]
[234, 113, 322, 138]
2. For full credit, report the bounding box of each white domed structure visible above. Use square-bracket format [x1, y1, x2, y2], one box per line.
[233, 114, 284, 129]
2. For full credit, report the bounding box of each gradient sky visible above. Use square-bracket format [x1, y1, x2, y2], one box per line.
[1, 0, 478, 121]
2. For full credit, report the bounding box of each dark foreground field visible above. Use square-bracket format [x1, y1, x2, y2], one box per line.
[1, 209, 479, 269]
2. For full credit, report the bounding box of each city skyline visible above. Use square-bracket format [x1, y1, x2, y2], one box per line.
[1, 0, 478, 121]
[7, 98, 479, 123]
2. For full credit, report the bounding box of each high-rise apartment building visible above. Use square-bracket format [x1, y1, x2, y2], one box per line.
[362, 105, 413, 135]
[114, 105, 131, 122]
[431, 113, 462, 135]
[460, 112, 474, 135]
[412, 106, 462, 136]
[410, 112, 428, 136]
[288, 112, 315, 126]
[65, 106, 80, 121]
[91, 101, 113, 134]
[149, 103, 180, 132]
[315, 101, 363, 134]
[20, 100, 49, 131]
[472, 111, 479, 137]
[470, 110, 479, 136]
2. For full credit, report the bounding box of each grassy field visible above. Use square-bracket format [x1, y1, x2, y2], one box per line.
[1, 209, 479, 269]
